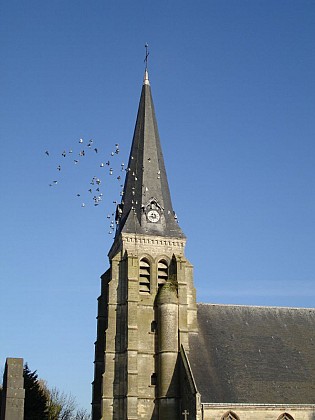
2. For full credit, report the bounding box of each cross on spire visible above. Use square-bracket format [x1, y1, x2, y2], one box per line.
[144, 43, 149, 70]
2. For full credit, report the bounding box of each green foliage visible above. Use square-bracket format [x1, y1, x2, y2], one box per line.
[11, 363, 91, 420]
[24, 363, 48, 420]
[46, 386, 76, 420]
[0, 385, 3, 413]
[40, 381, 91, 420]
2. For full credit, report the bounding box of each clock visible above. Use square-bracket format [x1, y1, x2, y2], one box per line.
[147, 209, 160, 223]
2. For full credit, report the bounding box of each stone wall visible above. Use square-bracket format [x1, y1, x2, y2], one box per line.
[179, 346, 202, 420]
[202, 403, 315, 419]
[1, 358, 25, 420]
[93, 232, 198, 419]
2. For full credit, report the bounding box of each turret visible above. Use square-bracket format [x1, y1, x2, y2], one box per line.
[156, 280, 180, 419]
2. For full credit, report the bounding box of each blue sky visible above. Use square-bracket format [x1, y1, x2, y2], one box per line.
[1, 0, 314, 412]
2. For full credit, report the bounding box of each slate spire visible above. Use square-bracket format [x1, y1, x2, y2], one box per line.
[116, 70, 185, 238]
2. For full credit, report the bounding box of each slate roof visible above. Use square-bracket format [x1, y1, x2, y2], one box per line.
[188, 303, 315, 404]
[116, 70, 185, 238]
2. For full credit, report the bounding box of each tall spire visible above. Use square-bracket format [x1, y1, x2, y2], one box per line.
[115, 69, 185, 238]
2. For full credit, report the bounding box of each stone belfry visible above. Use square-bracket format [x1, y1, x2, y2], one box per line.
[92, 68, 197, 420]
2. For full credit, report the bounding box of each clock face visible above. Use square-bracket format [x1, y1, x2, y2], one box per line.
[147, 209, 160, 223]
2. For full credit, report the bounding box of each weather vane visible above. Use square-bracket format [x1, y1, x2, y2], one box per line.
[144, 43, 149, 70]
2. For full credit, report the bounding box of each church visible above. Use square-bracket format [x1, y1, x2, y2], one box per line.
[91, 68, 315, 420]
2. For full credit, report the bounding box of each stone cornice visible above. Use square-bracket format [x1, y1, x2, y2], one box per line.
[202, 403, 315, 409]
[108, 233, 186, 259]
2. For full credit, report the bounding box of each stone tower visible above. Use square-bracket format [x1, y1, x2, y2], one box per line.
[92, 69, 197, 420]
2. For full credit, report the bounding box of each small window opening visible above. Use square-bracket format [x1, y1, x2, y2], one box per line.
[151, 320, 157, 332]
[150, 373, 157, 386]
[157, 260, 168, 287]
[139, 258, 150, 293]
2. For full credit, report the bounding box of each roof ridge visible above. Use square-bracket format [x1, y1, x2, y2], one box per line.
[197, 302, 315, 310]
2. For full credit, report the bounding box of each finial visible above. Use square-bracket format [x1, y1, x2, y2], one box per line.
[144, 43, 149, 70]
[143, 43, 150, 85]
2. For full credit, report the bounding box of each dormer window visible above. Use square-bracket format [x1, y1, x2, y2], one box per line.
[145, 199, 162, 224]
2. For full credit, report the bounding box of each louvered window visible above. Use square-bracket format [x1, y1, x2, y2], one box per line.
[157, 260, 168, 287]
[139, 259, 150, 293]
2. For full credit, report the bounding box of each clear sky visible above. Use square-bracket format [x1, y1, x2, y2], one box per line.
[1, 0, 314, 413]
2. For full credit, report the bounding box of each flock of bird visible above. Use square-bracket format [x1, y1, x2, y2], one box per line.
[45, 137, 126, 234]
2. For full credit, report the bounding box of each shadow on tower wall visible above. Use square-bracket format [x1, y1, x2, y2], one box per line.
[91, 269, 110, 420]
[112, 255, 127, 420]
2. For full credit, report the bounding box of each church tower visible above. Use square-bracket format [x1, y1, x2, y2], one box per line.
[92, 69, 197, 420]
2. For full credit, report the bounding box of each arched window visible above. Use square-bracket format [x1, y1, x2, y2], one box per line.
[139, 258, 150, 293]
[277, 414, 294, 420]
[157, 260, 168, 287]
[222, 412, 239, 420]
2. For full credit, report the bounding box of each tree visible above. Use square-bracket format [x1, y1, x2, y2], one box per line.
[10, 363, 90, 420]
[0, 385, 3, 414]
[74, 408, 91, 420]
[23, 363, 48, 420]
[46, 386, 76, 420]
[40, 380, 91, 420]
[0, 366, 4, 415]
